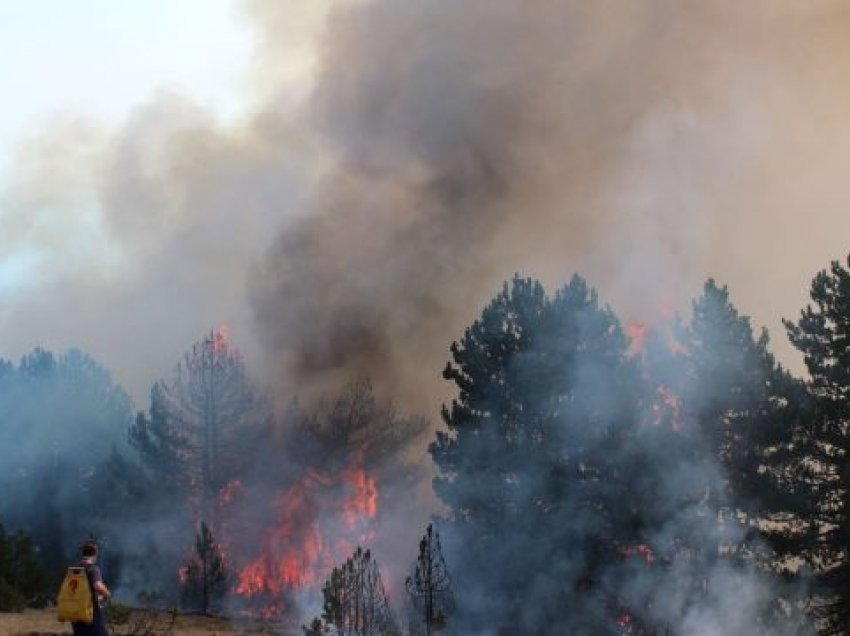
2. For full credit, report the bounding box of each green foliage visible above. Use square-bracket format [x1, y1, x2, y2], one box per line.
[105, 331, 274, 598]
[0, 522, 49, 610]
[784, 256, 850, 633]
[428, 274, 820, 633]
[690, 281, 816, 555]
[405, 524, 453, 635]
[431, 274, 641, 631]
[627, 280, 814, 629]
[128, 385, 192, 504]
[0, 348, 133, 572]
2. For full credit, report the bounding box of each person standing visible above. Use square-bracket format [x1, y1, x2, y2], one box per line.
[71, 540, 111, 636]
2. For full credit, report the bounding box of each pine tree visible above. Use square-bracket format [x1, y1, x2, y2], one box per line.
[430, 275, 641, 632]
[128, 384, 192, 501]
[0, 521, 49, 610]
[405, 524, 453, 635]
[137, 331, 273, 530]
[320, 546, 397, 636]
[180, 521, 229, 614]
[282, 378, 428, 482]
[619, 281, 816, 632]
[689, 282, 816, 558]
[0, 348, 132, 574]
[784, 256, 850, 633]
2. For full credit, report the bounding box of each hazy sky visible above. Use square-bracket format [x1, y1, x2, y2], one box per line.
[0, 0, 331, 404]
[3, 0, 850, 411]
[0, 1, 242, 284]
[0, 1, 252, 166]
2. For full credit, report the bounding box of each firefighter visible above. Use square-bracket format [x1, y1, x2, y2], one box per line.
[72, 540, 112, 636]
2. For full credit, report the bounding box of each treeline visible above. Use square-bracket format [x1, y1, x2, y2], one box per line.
[2, 255, 850, 634]
[303, 258, 850, 634]
[0, 335, 426, 616]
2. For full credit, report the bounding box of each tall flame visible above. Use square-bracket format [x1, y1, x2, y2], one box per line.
[234, 457, 380, 613]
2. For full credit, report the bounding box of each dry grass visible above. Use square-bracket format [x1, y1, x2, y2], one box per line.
[0, 609, 293, 635]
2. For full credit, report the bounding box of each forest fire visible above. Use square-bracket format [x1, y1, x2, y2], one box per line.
[652, 385, 681, 429]
[618, 542, 655, 564]
[628, 320, 686, 430]
[234, 458, 380, 614]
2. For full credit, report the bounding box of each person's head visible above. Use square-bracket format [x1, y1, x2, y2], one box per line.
[81, 540, 99, 560]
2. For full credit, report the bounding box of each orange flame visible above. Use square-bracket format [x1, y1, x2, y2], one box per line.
[342, 466, 378, 530]
[626, 323, 649, 354]
[234, 458, 380, 613]
[652, 385, 681, 429]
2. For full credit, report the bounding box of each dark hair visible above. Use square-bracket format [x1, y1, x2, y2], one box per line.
[81, 541, 99, 558]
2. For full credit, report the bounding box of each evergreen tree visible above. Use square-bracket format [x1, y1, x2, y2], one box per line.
[0, 348, 132, 574]
[320, 546, 397, 636]
[136, 331, 273, 530]
[430, 275, 641, 632]
[626, 280, 815, 630]
[280, 378, 428, 498]
[687, 282, 816, 563]
[180, 521, 229, 614]
[784, 256, 850, 633]
[684, 281, 786, 518]
[405, 524, 453, 635]
[0, 521, 49, 610]
[128, 384, 192, 503]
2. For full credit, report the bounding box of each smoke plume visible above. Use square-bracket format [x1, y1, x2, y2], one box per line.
[252, 0, 850, 411]
[1, 1, 850, 410]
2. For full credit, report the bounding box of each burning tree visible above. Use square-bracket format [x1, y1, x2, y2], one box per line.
[281, 378, 428, 487]
[233, 379, 427, 614]
[405, 524, 453, 635]
[110, 330, 275, 600]
[319, 546, 398, 636]
[180, 521, 230, 614]
[619, 281, 814, 631]
[132, 330, 273, 529]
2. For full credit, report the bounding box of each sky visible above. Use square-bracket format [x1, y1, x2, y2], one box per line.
[0, 0, 247, 294]
[0, 0, 330, 404]
[0, 1, 252, 171]
[3, 0, 850, 412]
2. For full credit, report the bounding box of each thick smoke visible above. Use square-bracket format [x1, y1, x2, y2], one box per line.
[1, 1, 850, 408]
[0, 1, 848, 631]
[253, 0, 850, 410]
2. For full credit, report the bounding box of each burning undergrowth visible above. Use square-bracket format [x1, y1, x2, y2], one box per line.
[229, 455, 380, 615]
[150, 352, 429, 619]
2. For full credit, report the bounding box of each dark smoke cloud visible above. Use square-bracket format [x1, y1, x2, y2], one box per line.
[252, 0, 850, 412]
[2, 0, 850, 411]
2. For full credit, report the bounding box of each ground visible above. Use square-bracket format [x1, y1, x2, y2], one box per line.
[0, 609, 293, 635]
